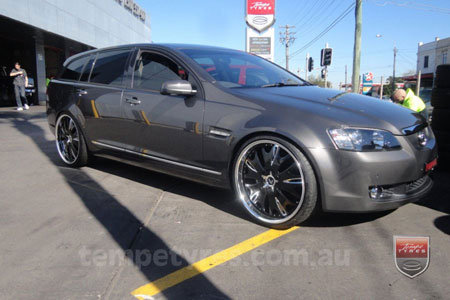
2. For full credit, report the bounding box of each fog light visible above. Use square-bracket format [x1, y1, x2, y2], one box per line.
[369, 187, 384, 199]
[417, 130, 427, 147]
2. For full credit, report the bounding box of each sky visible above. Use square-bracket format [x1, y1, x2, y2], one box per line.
[137, 0, 450, 88]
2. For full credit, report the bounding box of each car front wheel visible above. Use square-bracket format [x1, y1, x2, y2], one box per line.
[233, 136, 318, 229]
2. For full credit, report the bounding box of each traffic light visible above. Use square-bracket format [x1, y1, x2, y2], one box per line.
[308, 57, 314, 72]
[321, 68, 326, 79]
[321, 48, 333, 66]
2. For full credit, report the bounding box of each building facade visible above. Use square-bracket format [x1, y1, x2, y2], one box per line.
[0, 0, 151, 105]
[416, 37, 450, 87]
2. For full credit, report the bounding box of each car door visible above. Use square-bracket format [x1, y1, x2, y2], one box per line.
[77, 49, 132, 149]
[121, 50, 205, 168]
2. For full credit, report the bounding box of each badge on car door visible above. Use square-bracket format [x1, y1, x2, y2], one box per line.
[394, 236, 430, 278]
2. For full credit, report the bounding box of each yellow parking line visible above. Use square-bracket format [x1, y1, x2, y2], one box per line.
[131, 226, 299, 299]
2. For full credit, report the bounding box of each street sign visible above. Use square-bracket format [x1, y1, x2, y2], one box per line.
[362, 72, 374, 95]
[249, 37, 271, 55]
[246, 27, 275, 61]
[246, 0, 275, 33]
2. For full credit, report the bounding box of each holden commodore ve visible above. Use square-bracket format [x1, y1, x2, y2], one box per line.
[47, 44, 437, 228]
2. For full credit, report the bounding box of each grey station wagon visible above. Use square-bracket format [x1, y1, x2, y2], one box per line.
[47, 44, 438, 228]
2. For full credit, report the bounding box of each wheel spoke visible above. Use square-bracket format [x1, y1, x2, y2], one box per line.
[261, 146, 272, 169]
[68, 144, 77, 160]
[274, 196, 288, 217]
[276, 188, 297, 207]
[278, 178, 303, 196]
[68, 119, 75, 133]
[270, 144, 280, 167]
[278, 163, 299, 181]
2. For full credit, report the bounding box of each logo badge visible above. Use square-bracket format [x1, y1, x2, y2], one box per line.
[246, 0, 275, 32]
[394, 236, 429, 278]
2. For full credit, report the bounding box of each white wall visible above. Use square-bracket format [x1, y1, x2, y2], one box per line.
[0, 0, 151, 48]
[417, 37, 450, 75]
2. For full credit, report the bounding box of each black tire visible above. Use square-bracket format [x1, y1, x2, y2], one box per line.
[232, 135, 318, 229]
[55, 113, 89, 168]
[431, 88, 450, 109]
[435, 64, 450, 89]
[431, 108, 450, 131]
[434, 129, 450, 152]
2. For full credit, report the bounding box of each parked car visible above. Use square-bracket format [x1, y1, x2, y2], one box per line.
[25, 77, 36, 104]
[46, 44, 438, 228]
[0, 66, 13, 105]
[419, 88, 433, 122]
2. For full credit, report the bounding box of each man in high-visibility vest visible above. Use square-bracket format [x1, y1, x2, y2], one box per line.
[392, 88, 426, 112]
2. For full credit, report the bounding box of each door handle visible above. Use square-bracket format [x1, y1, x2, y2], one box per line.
[76, 89, 88, 95]
[125, 97, 141, 105]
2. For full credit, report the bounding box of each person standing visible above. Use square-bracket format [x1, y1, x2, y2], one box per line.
[10, 62, 29, 111]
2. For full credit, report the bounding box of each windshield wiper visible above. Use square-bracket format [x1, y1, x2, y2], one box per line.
[261, 82, 304, 88]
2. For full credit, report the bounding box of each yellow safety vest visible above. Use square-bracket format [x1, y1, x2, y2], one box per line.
[402, 88, 426, 112]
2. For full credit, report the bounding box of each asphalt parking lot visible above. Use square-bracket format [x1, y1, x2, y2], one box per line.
[1, 106, 449, 300]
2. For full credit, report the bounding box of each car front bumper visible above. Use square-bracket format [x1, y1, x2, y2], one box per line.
[309, 131, 437, 212]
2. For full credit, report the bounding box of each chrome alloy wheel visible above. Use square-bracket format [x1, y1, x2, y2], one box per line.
[235, 140, 306, 224]
[55, 114, 80, 165]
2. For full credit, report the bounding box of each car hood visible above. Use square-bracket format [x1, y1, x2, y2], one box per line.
[230, 86, 425, 135]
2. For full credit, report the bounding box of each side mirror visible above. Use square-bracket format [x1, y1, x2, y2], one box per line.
[161, 80, 197, 96]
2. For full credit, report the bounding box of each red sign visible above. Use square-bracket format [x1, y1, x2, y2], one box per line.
[247, 0, 275, 15]
[246, 0, 275, 32]
[394, 236, 429, 278]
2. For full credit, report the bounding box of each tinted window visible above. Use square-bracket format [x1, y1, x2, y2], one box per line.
[133, 52, 188, 91]
[89, 50, 130, 85]
[181, 49, 305, 88]
[60, 55, 90, 81]
[80, 54, 96, 82]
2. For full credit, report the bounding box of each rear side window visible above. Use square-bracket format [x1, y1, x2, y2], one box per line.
[89, 50, 130, 86]
[133, 52, 188, 91]
[60, 55, 90, 81]
[80, 54, 96, 82]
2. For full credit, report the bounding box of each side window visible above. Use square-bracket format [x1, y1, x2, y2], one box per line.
[89, 49, 130, 86]
[60, 55, 90, 81]
[79, 54, 96, 82]
[133, 52, 188, 91]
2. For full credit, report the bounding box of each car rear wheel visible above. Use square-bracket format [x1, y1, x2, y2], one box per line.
[55, 113, 89, 167]
[233, 136, 318, 229]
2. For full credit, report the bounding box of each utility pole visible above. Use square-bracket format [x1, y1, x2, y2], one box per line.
[351, 0, 362, 93]
[392, 46, 397, 92]
[279, 25, 296, 70]
[379, 76, 384, 99]
[345, 65, 348, 92]
[416, 69, 422, 97]
[305, 53, 309, 80]
[324, 42, 328, 88]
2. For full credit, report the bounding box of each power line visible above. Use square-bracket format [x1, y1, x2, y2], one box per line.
[289, 2, 355, 60]
[369, 0, 450, 15]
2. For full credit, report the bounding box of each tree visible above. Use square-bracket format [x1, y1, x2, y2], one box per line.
[383, 76, 404, 97]
[402, 69, 416, 77]
[308, 74, 332, 88]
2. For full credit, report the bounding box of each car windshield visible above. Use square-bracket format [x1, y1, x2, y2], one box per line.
[180, 48, 307, 88]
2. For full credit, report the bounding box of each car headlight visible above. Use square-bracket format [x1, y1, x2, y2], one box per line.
[328, 128, 401, 151]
